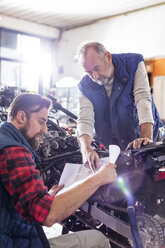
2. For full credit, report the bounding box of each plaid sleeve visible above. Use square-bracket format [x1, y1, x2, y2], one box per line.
[0, 146, 54, 223]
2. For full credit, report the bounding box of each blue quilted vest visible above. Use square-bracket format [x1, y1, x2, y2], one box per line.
[78, 53, 163, 149]
[0, 122, 49, 248]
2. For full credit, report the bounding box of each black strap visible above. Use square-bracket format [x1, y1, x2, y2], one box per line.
[34, 222, 50, 248]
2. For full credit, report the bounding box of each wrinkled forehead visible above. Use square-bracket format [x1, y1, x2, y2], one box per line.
[79, 47, 93, 61]
[81, 48, 103, 69]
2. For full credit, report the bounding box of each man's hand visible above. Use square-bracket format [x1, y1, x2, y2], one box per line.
[49, 184, 64, 196]
[127, 123, 153, 149]
[97, 162, 117, 185]
[126, 137, 152, 150]
[79, 134, 100, 171]
[82, 147, 100, 171]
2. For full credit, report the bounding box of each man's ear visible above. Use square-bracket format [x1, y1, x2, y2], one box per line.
[105, 51, 111, 62]
[16, 110, 27, 124]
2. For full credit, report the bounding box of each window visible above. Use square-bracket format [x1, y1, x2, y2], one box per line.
[0, 29, 53, 94]
[1, 60, 20, 87]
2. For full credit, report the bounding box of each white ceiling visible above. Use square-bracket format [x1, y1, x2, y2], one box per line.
[0, 0, 164, 31]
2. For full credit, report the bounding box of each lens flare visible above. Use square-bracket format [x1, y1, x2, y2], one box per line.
[117, 176, 132, 200]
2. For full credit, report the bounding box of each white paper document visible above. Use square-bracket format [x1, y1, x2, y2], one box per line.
[57, 145, 120, 195]
[109, 145, 121, 163]
[57, 163, 93, 195]
[59, 163, 93, 187]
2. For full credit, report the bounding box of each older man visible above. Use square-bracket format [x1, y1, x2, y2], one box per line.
[77, 41, 163, 169]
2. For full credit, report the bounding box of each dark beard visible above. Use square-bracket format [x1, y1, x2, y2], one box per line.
[27, 136, 40, 151]
[20, 123, 39, 151]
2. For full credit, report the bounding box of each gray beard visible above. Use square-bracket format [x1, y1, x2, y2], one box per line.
[94, 74, 114, 86]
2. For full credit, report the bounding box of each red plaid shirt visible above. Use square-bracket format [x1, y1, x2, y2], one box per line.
[0, 146, 54, 223]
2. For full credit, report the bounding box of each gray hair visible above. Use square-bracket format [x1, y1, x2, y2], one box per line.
[77, 41, 107, 61]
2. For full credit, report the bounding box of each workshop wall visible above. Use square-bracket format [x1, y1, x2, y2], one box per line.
[55, 4, 165, 81]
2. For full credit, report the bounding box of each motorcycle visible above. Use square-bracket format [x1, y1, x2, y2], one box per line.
[37, 96, 165, 248]
[1, 88, 165, 248]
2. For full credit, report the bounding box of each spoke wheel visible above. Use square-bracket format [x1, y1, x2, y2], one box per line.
[136, 214, 164, 248]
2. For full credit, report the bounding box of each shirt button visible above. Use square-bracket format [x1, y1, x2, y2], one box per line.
[118, 87, 121, 90]
[121, 139, 124, 143]
[123, 77, 127, 81]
